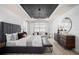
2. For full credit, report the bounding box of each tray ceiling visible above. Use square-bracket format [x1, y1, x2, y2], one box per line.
[21, 4, 58, 19]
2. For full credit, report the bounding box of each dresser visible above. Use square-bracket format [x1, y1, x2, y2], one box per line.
[54, 33, 75, 49]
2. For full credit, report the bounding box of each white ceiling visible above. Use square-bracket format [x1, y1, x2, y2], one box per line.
[49, 4, 79, 22]
[0, 4, 31, 21]
[0, 4, 78, 22]
[28, 4, 78, 22]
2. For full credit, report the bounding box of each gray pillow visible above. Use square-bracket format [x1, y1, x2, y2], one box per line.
[12, 33, 18, 40]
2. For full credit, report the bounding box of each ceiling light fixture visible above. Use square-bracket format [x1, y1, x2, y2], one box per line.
[38, 8, 41, 18]
[38, 8, 41, 11]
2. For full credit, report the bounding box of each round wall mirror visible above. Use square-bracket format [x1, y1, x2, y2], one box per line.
[61, 17, 72, 32]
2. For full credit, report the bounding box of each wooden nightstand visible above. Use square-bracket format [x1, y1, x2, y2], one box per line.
[0, 42, 5, 54]
[0, 42, 5, 48]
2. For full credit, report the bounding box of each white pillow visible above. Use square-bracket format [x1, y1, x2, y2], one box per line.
[6, 33, 18, 41]
[5, 34, 13, 41]
[34, 32, 37, 35]
[41, 32, 45, 36]
[12, 33, 18, 40]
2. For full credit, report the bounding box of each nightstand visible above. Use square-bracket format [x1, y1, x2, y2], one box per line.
[0, 42, 5, 54]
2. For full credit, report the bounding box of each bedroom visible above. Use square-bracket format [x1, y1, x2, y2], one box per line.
[0, 4, 79, 55]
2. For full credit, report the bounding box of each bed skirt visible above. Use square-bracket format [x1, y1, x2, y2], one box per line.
[4, 46, 45, 54]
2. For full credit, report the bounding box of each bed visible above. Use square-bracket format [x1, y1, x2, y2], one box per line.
[0, 22, 53, 54]
[6, 35, 45, 53]
[0, 22, 46, 53]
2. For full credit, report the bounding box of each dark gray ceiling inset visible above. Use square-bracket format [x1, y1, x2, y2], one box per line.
[21, 4, 58, 19]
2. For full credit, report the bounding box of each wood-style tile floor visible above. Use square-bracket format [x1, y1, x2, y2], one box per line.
[48, 38, 78, 55]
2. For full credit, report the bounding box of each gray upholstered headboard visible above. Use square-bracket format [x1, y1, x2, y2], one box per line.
[0, 22, 21, 42]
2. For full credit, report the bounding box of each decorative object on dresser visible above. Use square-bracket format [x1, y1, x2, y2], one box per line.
[57, 17, 72, 35]
[54, 33, 75, 49]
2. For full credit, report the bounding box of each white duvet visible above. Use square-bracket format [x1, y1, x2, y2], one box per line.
[6, 35, 42, 47]
[32, 35, 42, 47]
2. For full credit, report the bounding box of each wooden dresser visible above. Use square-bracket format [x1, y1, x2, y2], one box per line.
[54, 33, 75, 49]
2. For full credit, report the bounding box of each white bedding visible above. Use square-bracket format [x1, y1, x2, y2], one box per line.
[32, 35, 42, 47]
[6, 35, 31, 46]
[6, 35, 42, 47]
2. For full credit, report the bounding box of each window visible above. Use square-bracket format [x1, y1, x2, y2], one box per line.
[33, 23, 47, 32]
[23, 21, 28, 32]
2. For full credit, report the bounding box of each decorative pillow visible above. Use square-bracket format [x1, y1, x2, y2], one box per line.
[6, 33, 18, 41]
[22, 32, 27, 37]
[5, 34, 13, 41]
[42, 32, 45, 36]
[12, 33, 18, 40]
[37, 32, 39, 35]
[18, 33, 23, 39]
[45, 32, 48, 35]
[33, 33, 34, 35]
[34, 32, 37, 35]
[18, 32, 27, 39]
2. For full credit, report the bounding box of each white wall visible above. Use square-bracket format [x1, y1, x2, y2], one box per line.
[0, 5, 29, 32]
[0, 7, 22, 24]
[50, 5, 79, 53]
